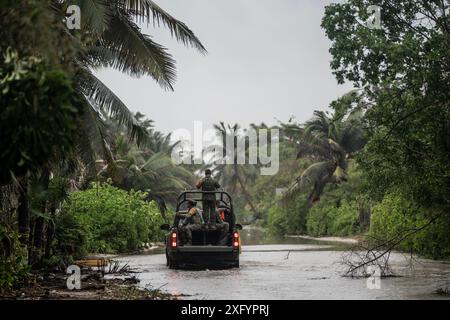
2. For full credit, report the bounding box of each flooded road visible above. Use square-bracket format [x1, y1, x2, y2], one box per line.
[117, 230, 450, 299]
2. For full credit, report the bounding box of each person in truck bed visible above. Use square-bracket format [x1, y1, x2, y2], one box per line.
[214, 207, 229, 245]
[216, 200, 235, 230]
[176, 199, 202, 245]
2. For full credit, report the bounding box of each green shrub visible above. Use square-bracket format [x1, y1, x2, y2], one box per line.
[54, 207, 89, 261]
[56, 182, 165, 258]
[271, 163, 365, 238]
[306, 200, 359, 237]
[329, 200, 360, 236]
[369, 193, 450, 259]
[267, 194, 308, 236]
[306, 205, 332, 236]
[305, 181, 361, 238]
[0, 226, 29, 291]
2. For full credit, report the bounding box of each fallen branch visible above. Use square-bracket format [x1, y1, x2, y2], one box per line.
[341, 214, 441, 277]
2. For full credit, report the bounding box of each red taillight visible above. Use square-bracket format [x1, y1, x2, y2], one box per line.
[170, 232, 177, 248]
[232, 232, 240, 248]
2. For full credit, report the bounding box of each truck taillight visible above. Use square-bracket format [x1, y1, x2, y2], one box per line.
[170, 232, 177, 248]
[232, 232, 239, 248]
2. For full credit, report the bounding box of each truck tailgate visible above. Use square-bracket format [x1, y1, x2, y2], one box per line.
[176, 246, 234, 252]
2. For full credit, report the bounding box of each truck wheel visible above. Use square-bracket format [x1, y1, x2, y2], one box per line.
[168, 257, 177, 269]
[234, 260, 240, 268]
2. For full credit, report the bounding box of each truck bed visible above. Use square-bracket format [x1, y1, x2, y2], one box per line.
[182, 227, 230, 246]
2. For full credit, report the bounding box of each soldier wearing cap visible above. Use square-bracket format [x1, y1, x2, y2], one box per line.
[196, 169, 220, 227]
[176, 199, 202, 245]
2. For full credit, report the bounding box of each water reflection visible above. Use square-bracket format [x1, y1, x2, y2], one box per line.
[240, 226, 351, 250]
[117, 226, 450, 299]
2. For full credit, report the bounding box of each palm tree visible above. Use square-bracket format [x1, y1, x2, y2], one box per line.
[101, 145, 194, 216]
[63, 0, 206, 174]
[5, 0, 206, 265]
[208, 123, 260, 221]
[50, 0, 205, 209]
[97, 114, 195, 216]
[285, 93, 366, 207]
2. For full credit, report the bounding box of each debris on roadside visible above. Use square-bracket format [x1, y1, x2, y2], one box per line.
[0, 260, 178, 300]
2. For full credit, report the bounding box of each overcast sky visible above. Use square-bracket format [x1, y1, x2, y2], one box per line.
[95, 0, 351, 135]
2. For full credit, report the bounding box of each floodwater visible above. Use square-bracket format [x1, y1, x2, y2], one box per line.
[116, 228, 450, 300]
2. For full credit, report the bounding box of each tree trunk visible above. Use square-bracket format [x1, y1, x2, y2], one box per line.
[0, 184, 17, 258]
[44, 211, 55, 259]
[30, 218, 44, 266]
[17, 179, 30, 250]
[30, 169, 50, 266]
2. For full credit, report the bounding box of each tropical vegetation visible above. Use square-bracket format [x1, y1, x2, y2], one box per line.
[1, 0, 449, 294]
[0, 0, 204, 289]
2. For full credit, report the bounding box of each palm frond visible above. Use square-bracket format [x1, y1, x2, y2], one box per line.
[295, 161, 335, 189]
[67, 0, 113, 35]
[296, 140, 330, 160]
[282, 161, 335, 200]
[141, 152, 172, 172]
[99, 10, 177, 89]
[76, 68, 148, 145]
[280, 122, 304, 141]
[327, 138, 346, 159]
[332, 165, 347, 183]
[120, 0, 206, 53]
[75, 95, 111, 177]
[213, 122, 227, 134]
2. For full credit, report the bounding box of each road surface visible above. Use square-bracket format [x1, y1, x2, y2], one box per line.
[116, 234, 450, 299]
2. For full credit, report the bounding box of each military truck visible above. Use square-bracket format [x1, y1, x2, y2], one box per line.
[160, 190, 242, 269]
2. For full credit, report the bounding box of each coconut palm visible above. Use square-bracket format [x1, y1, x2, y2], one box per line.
[101, 145, 194, 216]
[286, 94, 366, 207]
[63, 0, 206, 174]
[97, 114, 195, 215]
[4, 0, 206, 265]
[207, 123, 260, 220]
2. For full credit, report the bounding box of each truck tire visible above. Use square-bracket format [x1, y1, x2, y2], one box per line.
[168, 256, 178, 269]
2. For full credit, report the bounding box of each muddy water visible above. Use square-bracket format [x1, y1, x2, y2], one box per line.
[117, 228, 450, 299]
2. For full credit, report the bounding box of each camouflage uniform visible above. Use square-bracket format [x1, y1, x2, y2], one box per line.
[179, 207, 203, 245]
[215, 210, 229, 245]
[196, 175, 220, 225]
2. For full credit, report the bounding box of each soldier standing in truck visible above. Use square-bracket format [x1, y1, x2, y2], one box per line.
[196, 169, 220, 227]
